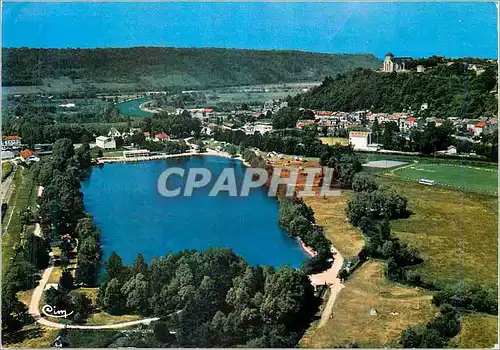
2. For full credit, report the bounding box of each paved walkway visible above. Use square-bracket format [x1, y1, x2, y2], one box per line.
[308, 246, 345, 328]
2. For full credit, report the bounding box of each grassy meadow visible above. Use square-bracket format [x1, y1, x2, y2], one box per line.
[300, 261, 436, 348]
[392, 163, 497, 195]
[378, 176, 497, 288]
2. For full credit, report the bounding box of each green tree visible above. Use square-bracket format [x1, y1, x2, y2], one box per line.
[102, 278, 126, 315]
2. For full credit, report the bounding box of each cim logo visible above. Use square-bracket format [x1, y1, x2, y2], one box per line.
[42, 304, 74, 318]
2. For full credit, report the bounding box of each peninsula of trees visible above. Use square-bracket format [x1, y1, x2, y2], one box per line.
[2, 47, 380, 88]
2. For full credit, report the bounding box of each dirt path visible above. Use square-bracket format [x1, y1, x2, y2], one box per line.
[308, 246, 345, 328]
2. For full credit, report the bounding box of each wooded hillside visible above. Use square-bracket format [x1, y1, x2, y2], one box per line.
[2, 47, 380, 88]
[289, 63, 497, 119]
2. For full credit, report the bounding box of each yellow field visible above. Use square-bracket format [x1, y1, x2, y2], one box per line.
[378, 176, 498, 287]
[302, 194, 365, 258]
[300, 261, 436, 347]
[4, 325, 60, 348]
[319, 137, 349, 146]
[450, 313, 498, 348]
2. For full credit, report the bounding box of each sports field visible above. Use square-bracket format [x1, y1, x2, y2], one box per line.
[393, 163, 498, 195]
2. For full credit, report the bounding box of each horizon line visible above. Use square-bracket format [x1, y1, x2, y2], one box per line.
[3, 46, 498, 60]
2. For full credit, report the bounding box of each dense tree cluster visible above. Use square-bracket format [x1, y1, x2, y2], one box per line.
[3, 47, 380, 88]
[346, 174, 423, 286]
[214, 129, 324, 158]
[143, 112, 202, 139]
[433, 282, 497, 315]
[272, 107, 315, 129]
[400, 304, 461, 348]
[347, 187, 410, 227]
[278, 198, 333, 274]
[3, 114, 109, 146]
[289, 64, 497, 119]
[97, 248, 317, 347]
[33, 139, 102, 286]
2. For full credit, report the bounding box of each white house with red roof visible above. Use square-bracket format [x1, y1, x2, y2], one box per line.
[473, 121, 486, 136]
[20, 149, 40, 163]
[154, 133, 170, 142]
[296, 120, 316, 129]
[3, 136, 22, 147]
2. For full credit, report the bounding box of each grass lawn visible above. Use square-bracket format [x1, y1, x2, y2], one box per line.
[300, 260, 436, 348]
[450, 313, 498, 348]
[2, 161, 13, 181]
[3, 324, 60, 348]
[378, 176, 497, 288]
[71, 288, 142, 326]
[2, 167, 38, 276]
[319, 136, 349, 146]
[85, 312, 142, 326]
[302, 194, 365, 258]
[392, 163, 497, 195]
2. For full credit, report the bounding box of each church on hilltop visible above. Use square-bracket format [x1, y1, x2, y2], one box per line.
[381, 52, 413, 72]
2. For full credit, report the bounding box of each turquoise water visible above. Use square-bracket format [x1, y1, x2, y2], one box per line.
[118, 97, 153, 117]
[81, 155, 308, 268]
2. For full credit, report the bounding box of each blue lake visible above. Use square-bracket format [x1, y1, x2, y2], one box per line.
[118, 97, 153, 117]
[81, 155, 308, 268]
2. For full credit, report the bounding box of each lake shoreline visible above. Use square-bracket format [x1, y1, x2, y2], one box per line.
[97, 150, 251, 167]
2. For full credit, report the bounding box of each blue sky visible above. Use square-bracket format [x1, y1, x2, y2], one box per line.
[2, 2, 498, 58]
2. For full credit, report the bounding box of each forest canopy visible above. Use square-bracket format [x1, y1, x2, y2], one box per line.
[2, 47, 380, 88]
[289, 64, 497, 119]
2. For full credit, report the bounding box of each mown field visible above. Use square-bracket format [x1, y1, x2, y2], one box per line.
[300, 261, 436, 348]
[450, 313, 498, 348]
[392, 163, 497, 195]
[378, 176, 497, 288]
[288, 152, 498, 347]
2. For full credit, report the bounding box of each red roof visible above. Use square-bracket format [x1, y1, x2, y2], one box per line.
[406, 117, 416, 122]
[144, 132, 150, 137]
[20, 149, 34, 159]
[204, 108, 214, 113]
[475, 121, 486, 128]
[6, 136, 21, 140]
[155, 133, 170, 140]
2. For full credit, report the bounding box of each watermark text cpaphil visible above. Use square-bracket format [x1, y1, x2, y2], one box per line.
[157, 167, 341, 197]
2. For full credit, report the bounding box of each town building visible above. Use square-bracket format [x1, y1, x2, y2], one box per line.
[381, 53, 413, 73]
[95, 136, 116, 149]
[473, 121, 486, 136]
[34, 143, 53, 155]
[417, 65, 426, 73]
[349, 131, 372, 150]
[108, 127, 122, 138]
[296, 120, 316, 129]
[154, 133, 170, 142]
[20, 149, 40, 163]
[1, 151, 15, 160]
[123, 149, 150, 158]
[3, 136, 22, 148]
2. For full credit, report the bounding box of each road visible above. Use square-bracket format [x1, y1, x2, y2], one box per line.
[308, 246, 345, 328]
[27, 251, 160, 330]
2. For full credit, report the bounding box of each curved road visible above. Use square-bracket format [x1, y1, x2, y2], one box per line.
[27, 253, 159, 329]
[27, 186, 158, 330]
